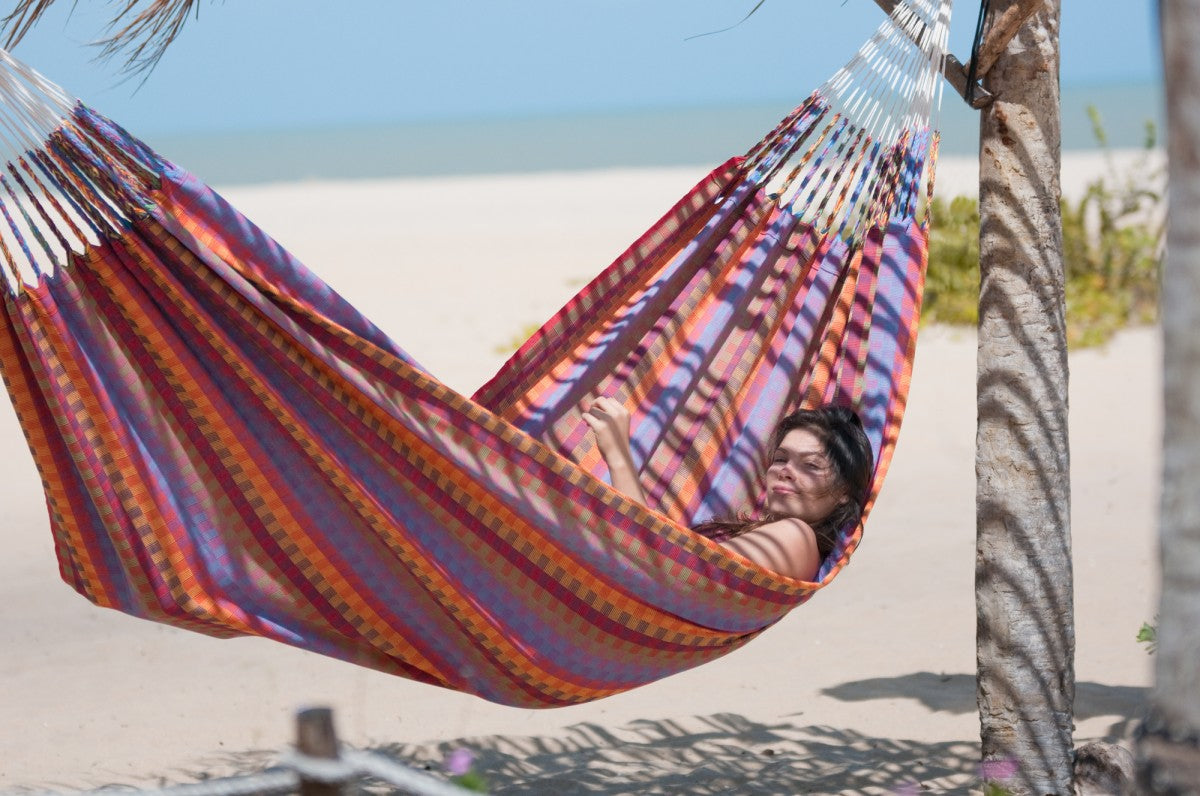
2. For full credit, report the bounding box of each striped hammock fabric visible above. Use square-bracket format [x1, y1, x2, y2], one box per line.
[0, 1, 951, 707]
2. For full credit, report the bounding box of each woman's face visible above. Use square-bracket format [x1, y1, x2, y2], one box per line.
[763, 428, 847, 523]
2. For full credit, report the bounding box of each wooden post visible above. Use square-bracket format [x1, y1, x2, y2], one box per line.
[296, 707, 343, 796]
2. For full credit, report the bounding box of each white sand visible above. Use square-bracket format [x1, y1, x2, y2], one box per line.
[0, 152, 1160, 792]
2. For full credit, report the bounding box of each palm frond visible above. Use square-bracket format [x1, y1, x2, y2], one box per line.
[686, 0, 769, 40]
[2, 0, 200, 79]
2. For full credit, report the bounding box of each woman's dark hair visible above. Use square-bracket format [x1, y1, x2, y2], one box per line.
[692, 405, 874, 566]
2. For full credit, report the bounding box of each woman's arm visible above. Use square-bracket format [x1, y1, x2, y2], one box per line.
[581, 397, 649, 507]
[719, 518, 821, 581]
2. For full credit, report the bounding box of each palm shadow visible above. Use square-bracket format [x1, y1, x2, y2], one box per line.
[821, 671, 1147, 739]
[28, 683, 1147, 795]
[370, 714, 980, 795]
[84, 713, 982, 796]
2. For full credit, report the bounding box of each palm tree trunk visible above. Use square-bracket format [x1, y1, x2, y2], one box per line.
[975, 1, 1075, 793]
[1138, 1, 1200, 791]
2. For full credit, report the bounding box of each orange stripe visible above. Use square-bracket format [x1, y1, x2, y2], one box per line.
[0, 293, 111, 604]
[490, 165, 734, 417]
[505, 189, 723, 424]
[103, 229, 446, 678]
[156, 191, 812, 613]
[635, 204, 784, 516]
[21, 274, 240, 632]
[139, 207, 634, 699]
[651, 221, 826, 519]
[804, 245, 863, 407]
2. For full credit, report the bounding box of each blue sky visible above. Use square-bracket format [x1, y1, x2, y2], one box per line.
[7, 1, 1161, 137]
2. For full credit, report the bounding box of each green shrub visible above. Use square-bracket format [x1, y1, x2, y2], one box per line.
[924, 194, 981, 328]
[925, 109, 1165, 348]
[494, 322, 542, 355]
[1138, 619, 1158, 655]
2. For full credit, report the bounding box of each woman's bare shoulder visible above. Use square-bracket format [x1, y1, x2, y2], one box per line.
[756, 517, 817, 535]
[720, 517, 820, 581]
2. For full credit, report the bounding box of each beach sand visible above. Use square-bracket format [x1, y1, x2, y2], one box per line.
[0, 153, 1160, 793]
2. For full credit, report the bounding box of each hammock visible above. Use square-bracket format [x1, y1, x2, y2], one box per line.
[0, 1, 950, 707]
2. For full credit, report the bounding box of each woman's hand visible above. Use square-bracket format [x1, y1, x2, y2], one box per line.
[581, 396, 633, 461]
[581, 397, 649, 507]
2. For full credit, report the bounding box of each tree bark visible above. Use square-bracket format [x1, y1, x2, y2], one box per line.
[1138, 1, 1200, 792]
[975, 2, 1075, 794]
[974, 0, 1043, 78]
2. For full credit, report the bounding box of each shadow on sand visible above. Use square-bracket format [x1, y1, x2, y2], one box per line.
[107, 713, 978, 795]
[367, 675, 1143, 794]
[52, 673, 1145, 795]
[822, 671, 1147, 739]
[372, 714, 981, 795]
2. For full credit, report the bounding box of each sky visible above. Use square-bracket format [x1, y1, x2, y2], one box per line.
[4, 0, 1162, 137]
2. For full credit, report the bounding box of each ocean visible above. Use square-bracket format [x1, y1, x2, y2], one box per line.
[141, 81, 1163, 187]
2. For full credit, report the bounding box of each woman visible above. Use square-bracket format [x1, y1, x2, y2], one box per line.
[582, 399, 873, 581]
